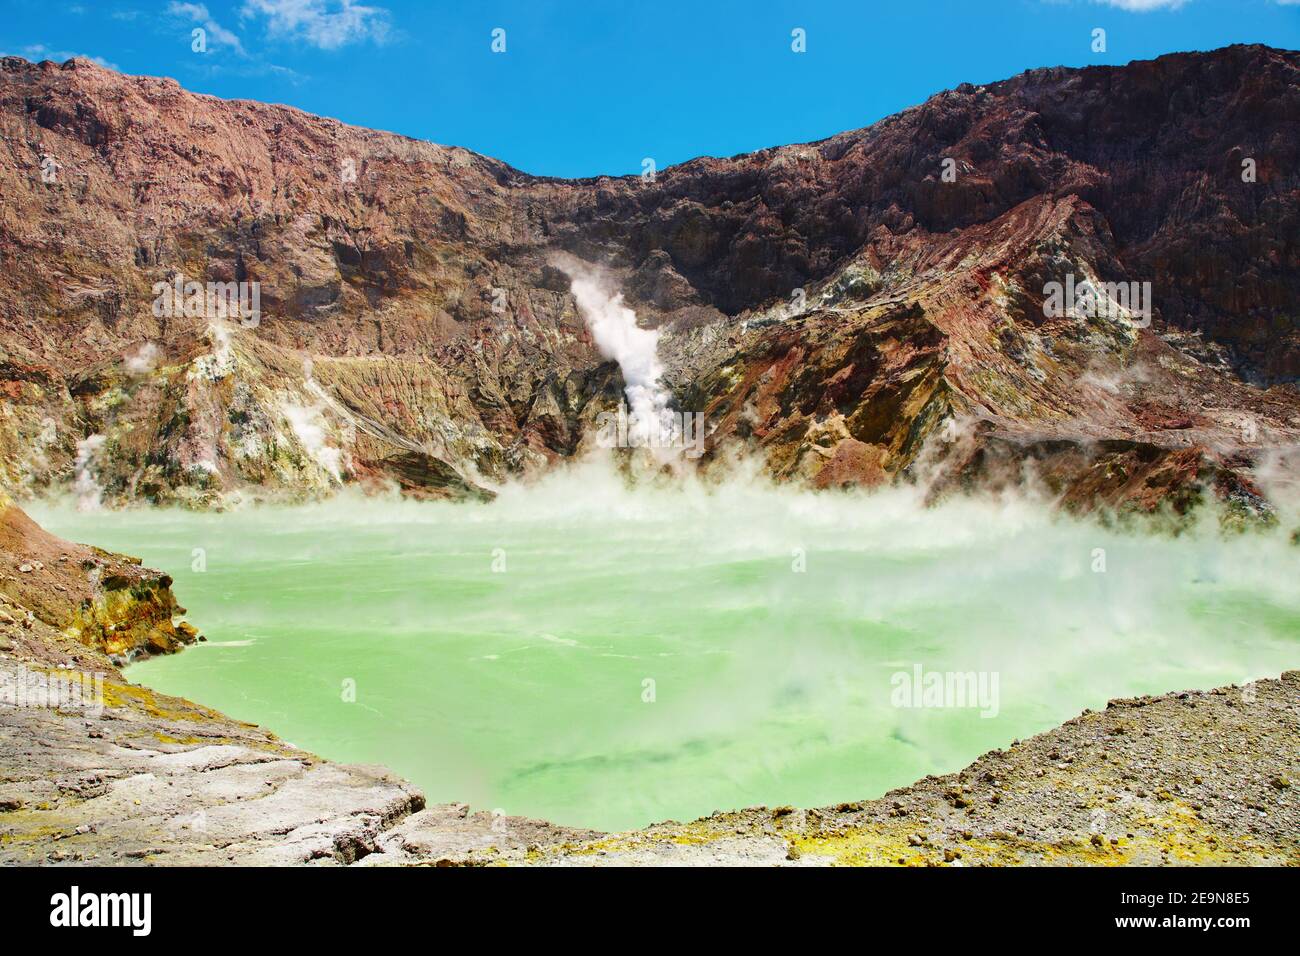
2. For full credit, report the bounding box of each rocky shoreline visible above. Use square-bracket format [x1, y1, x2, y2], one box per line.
[512, 672, 1299, 867]
[1, 495, 1295, 867]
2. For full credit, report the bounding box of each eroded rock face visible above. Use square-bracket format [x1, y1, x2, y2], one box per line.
[0, 491, 196, 662]
[0, 46, 1297, 515]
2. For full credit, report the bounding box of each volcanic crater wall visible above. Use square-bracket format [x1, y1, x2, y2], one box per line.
[0, 45, 1297, 514]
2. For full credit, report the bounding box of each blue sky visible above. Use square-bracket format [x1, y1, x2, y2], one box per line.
[1, 0, 1297, 177]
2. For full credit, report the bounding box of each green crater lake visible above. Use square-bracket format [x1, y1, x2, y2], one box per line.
[30, 464, 1300, 832]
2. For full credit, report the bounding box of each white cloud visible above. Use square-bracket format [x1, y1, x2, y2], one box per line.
[18, 43, 119, 69]
[168, 2, 248, 55]
[240, 0, 392, 50]
[1091, 0, 1189, 9]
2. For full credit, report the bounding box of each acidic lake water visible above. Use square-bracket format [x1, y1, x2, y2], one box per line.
[31, 464, 1300, 832]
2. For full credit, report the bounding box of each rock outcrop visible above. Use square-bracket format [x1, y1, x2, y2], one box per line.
[1, 46, 1296, 515]
[0, 491, 195, 662]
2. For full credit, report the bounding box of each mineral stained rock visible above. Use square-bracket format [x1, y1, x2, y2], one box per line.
[0, 490, 195, 663]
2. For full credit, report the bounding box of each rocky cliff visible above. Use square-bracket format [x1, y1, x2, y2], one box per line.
[1, 45, 1298, 516]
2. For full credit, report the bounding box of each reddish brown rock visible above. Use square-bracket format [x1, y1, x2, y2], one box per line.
[0, 491, 197, 661]
[0, 47, 1296, 516]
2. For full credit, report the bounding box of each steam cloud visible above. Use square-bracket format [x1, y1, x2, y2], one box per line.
[559, 261, 679, 453]
[73, 434, 106, 511]
[283, 402, 343, 482]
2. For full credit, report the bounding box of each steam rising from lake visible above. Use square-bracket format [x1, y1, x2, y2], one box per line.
[561, 261, 680, 455]
[31, 461, 1300, 831]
